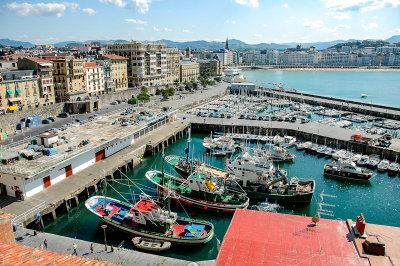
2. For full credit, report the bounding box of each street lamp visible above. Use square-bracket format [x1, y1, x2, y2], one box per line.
[101, 224, 107, 251]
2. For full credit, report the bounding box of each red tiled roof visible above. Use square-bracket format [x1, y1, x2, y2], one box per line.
[103, 54, 127, 60]
[26, 57, 51, 63]
[85, 62, 98, 68]
[216, 209, 369, 266]
[0, 243, 114, 265]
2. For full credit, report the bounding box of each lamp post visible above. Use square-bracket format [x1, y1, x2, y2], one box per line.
[101, 224, 107, 251]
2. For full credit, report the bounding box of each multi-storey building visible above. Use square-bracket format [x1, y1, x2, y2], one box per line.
[100, 54, 128, 92]
[17, 57, 55, 104]
[180, 59, 199, 82]
[52, 56, 86, 102]
[212, 49, 233, 65]
[198, 59, 222, 76]
[0, 70, 42, 112]
[106, 41, 167, 87]
[279, 51, 319, 65]
[84, 62, 104, 96]
[320, 52, 351, 65]
[166, 48, 180, 84]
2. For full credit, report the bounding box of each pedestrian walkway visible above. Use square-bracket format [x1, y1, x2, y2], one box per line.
[14, 228, 193, 266]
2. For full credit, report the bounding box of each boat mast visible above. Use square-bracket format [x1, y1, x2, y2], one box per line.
[186, 126, 191, 162]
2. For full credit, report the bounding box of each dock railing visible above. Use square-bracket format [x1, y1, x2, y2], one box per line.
[11, 198, 47, 228]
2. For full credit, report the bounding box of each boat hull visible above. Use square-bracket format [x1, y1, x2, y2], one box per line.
[323, 171, 373, 181]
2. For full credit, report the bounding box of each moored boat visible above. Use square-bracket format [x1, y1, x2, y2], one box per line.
[146, 170, 249, 213]
[388, 162, 399, 176]
[377, 159, 389, 172]
[132, 237, 171, 252]
[85, 195, 214, 245]
[357, 155, 369, 166]
[367, 154, 380, 169]
[324, 159, 376, 181]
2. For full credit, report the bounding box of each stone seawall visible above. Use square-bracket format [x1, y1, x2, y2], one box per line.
[0, 103, 65, 134]
[98, 87, 141, 106]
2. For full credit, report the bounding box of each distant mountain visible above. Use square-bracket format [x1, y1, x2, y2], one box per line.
[52, 39, 128, 47]
[0, 38, 34, 48]
[386, 35, 400, 43]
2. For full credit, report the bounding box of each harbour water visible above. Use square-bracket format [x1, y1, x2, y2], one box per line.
[243, 70, 400, 108]
[43, 133, 400, 261]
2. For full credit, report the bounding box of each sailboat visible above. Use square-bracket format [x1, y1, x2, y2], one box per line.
[85, 178, 214, 245]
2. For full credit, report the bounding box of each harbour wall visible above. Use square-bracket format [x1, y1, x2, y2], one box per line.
[239, 89, 400, 120]
[191, 122, 399, 161]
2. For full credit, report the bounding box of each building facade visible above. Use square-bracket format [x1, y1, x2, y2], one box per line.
[100, 54, 128, 92]
[0, 70, 42, 112]
[17, 57, 55, 104]
[106, 41, 167, 87]
[166, 48, 180, 84]
[198, 59, 222, 76]
[52, 56, 86, 102]
[84, 62, 105, 96]
[180, 59, 199, 82]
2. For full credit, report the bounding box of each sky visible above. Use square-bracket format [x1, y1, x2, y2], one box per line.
[0, 0, 400, 44]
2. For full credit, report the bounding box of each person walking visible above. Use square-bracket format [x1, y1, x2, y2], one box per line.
[90, 243, 94, 253]
[39, 243, 44, 249]
[72, 243, 77, 255]
[44, 239, 48, 249]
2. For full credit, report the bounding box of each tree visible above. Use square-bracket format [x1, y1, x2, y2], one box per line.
[174, 79, 180, 87]
[214, 77, 222, 82]
[155, 87, 162, 95]
[200, 78, 208, 88]
[184, 81, 192, 91]
[137, 93, 150, 102]
[192, 80, 199, 90]
[207, 80, 216, 86]
[168, 87, 175, 96]
[128, 98, 137, 105]
[141, 86, 148, 94]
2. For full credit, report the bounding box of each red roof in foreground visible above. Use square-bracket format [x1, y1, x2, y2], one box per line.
[0, 243, 113, 265]
[103, 54, 127, 60]
[216, 209, 369, 266]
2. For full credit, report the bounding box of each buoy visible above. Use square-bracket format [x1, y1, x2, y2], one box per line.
[204, 206, 208, 211]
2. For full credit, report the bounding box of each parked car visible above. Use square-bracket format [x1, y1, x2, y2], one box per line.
[59, 112, 70, 118]
[42, 119, 51, 124]
[110, 101, 118, 105]
[47, 117, 56, 122]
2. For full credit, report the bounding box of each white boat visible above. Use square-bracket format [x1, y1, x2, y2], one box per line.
[332, 149, 346, 160]
[357, 155, 369, 166]
[361, 93, 368, 98]
[132, 237, 171, 252]
[377, 159, 390, 172]
[388, 162, 399, 175]
[351, 153, 362, 162]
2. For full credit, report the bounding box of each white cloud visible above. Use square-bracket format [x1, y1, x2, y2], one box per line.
[362, 22, 377, 29]
[153, 27, 159, 31]
[321, 0, 400, 12]
[253, 33, 262, 38]
[302, 18, 324, 29]
[82, 8, 96, 15]
[183, 29, 190, 33]
[163, 27, 171, 31]
[373, 15, 378, 19]
[284, 20, 290, 24]
[235, 0, 259, 8]
[329, 11, 350, 19]
[282, 3, 288, 8]
[133, 0, 152, 14]
[136, 27, 144, 30]
[262, 24, 268, 27]
[5, 2, 78, 17]
[394, 27, 400, 32]
[99, 0, 126, 8]
[125, 18, 147, 24]
[225, 20, 236, 24]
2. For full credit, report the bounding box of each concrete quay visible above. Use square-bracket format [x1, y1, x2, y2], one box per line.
[14, 228, 211, 266]
[184, 114, 400, 161]
[256, 88, 400, 120]
[2, 120, 190, 227]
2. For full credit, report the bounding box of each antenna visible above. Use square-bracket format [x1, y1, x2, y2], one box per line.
[315, 190, 337, 219]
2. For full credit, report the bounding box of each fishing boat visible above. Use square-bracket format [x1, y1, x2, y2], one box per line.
[377, 159, 390, 172]
[323, 147, 334, 157]
[323, 159, 376, 181]
[255, 145, 296, 163]
[85, 194, 214, 245]
[146, 170, 249, 213]
[262, 177, 315, 204]
[132, 237, 171, 252]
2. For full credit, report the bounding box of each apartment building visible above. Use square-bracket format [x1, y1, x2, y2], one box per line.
[17, 57, 55, 104]
[166, 48, 180, 84]
[0, 70, 41, 113]
[198, 59, 222, 76]
[84, 62, 104, 96]
[52, 56, 86, 102]
[106, 41, 167, 87]
[100, 54, 128, 92]
[180, 59, 199, 82]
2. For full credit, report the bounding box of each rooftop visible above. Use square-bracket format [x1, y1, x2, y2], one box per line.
[25, 57, 51, 63]
[216, 209, 369, 266]
[103, 54, 128, 60]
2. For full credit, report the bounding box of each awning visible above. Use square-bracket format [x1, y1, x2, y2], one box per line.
[6, 90, 13, 95]
[16, 89, 21, 93]
[8, 106, 18, 111]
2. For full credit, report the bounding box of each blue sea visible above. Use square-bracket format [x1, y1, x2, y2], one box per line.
[243, 70, 400, 107]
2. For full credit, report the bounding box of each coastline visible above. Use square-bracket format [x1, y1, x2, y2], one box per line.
[242, 67, 400, 72]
